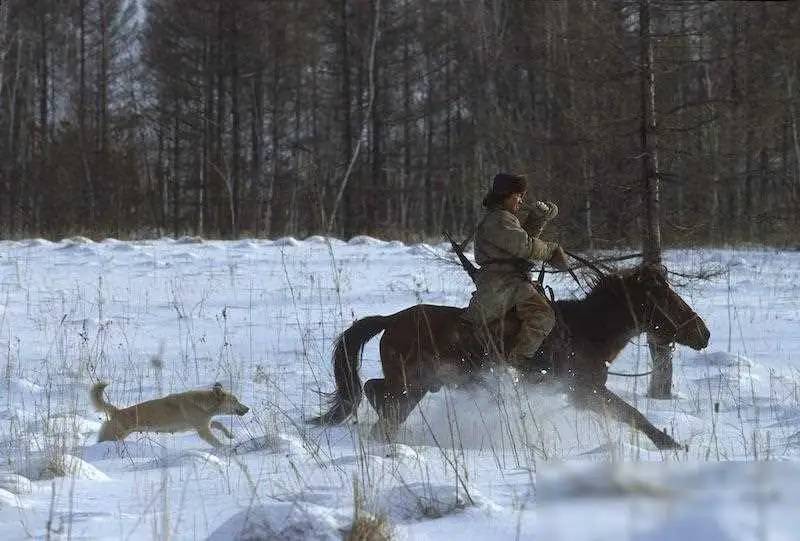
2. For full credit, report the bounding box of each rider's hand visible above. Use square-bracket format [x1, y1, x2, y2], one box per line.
[536, 201, 558, 222]
[537, 201, 558, 221]
[548, 245, 570, 271]
[523, 200, 558, 238]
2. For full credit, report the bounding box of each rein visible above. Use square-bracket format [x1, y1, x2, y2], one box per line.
[607, 369, 653, 378]
[554, 249, 604, 295]
[539, 258, 586, 296]
[564, 249, 606, 280]
[566, 266, 583, 292]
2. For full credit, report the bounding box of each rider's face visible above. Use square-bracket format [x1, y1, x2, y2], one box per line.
[502, 192, 525, 213]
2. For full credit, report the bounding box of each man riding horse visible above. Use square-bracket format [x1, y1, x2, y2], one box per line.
[310, 172, 710, 450]
[463, 172, 570, 373]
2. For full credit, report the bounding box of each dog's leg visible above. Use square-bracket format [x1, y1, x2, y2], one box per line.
[98, 420, 128, 442]
[197, 425, 224, 448]
[97, 421, 116, 442]
[210, 420, 234, 439]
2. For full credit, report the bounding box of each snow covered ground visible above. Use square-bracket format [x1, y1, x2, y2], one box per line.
[1, 236, 799, 540]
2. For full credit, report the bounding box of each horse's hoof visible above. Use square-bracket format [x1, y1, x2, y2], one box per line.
[656, 437, 684, 451]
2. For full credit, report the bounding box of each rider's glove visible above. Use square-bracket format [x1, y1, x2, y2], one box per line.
[548, 244, 570, 271]
[536, 201, 558, 221]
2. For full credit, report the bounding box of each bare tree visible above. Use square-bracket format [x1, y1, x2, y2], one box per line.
[327, 0, 381, 234]
[637, 0, 672, 399]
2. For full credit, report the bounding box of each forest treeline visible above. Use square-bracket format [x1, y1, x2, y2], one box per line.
[1, 0, 798, 245]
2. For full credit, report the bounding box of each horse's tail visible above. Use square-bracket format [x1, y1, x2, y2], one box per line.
[308, 315, 389, 426]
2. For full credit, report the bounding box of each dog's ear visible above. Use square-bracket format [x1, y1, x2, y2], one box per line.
[212, 382, 223, 396]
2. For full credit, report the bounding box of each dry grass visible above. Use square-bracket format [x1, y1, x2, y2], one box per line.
[347, 478, 393, 541]
[346, 514, 393, 541]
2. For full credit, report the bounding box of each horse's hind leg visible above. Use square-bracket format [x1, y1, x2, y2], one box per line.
[574, 386, 682, 451]
[378, 389, 426, 441]
[364, 379, 425, 441]
[364, 378, 387, 413]
[364, 378, 392, 438]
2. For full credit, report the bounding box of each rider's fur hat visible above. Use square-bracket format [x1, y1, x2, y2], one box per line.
[492, 172, 526, 195]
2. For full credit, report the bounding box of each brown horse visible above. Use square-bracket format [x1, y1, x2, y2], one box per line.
[310, 265, 710, 450]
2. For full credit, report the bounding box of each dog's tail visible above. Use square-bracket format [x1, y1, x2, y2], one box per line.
[90, 382, 118, 414]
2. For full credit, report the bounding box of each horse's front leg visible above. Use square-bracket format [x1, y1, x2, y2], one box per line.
[573, 385, 683, 451]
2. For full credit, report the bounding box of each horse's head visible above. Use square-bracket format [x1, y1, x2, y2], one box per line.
[622, 265, 710, 350]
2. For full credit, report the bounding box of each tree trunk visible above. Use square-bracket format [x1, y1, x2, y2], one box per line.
[156, 118, 166, 232]
[423, 93, 435, 238]
[338, 0, 353, 236]
[199, 35, 212, 237]
[327, 0, 381, 235]
[639, 0, 672, 399]
[268, 60, 280, 236]
[310, 56, 326, 230]
[99, 0, 109, 225]
[250, 70, 265, 235]
[78, 0, 95, 227]
[423, 43, 435, 237]
[728, 5, 741, 240]
[289, 61, 301, 233]
[584, 158, 594, 250]
[5, 32, 22, 233]
[230, 8, 241, 240]
[213, 4, 226, 235]
[703, 61, 721, 241]
[786, 65, 800, 203]
[37, 1, 48, 233]
[172, 113, 180, 238]
[400, 0, 412, 233]
[370, 26, 382, 230]
[0, 2, 6, 93]
[742, 11, 755, 242]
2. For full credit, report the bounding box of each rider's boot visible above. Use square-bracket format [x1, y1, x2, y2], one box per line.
[455, 312, 485, 372]
[507, 294, 556, 381]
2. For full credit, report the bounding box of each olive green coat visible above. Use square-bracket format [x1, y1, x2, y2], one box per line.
[464, 204, 557, 362]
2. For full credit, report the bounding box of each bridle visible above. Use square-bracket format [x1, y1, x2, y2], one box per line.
[643, 286, 702, 343]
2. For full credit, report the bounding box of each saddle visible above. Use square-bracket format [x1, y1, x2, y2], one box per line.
[454, 290, 574, 383]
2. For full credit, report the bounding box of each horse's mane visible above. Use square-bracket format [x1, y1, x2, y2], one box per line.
[578, 266, 629, 300]
[578, 264, 668, 301]
[551, 267, 647, 344]
[555, 265, 667, 323]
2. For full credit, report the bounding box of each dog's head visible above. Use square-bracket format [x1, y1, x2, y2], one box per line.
[212, 383, 250, 416]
